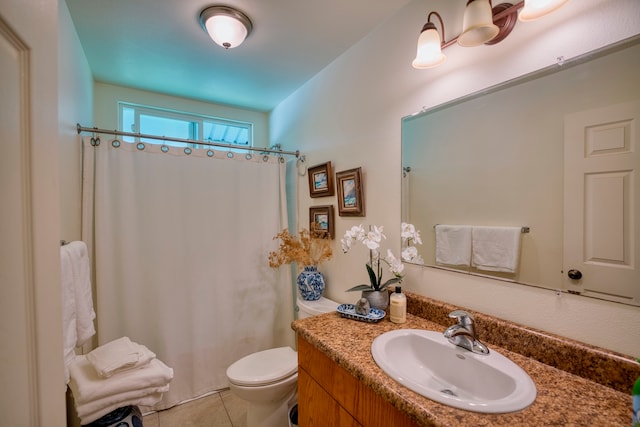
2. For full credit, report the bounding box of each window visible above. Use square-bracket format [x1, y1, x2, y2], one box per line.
[118, 102, 253, 150]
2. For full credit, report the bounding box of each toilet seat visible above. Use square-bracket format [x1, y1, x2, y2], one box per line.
[227, 346, 297, 387]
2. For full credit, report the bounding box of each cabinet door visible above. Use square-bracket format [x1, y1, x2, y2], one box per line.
[297, 336, 420, 427]
[298, 368, 361, 427]
[564, 100, 640, 305]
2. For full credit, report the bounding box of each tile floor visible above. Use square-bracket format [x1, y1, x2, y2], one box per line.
[142, 389, 248, 427]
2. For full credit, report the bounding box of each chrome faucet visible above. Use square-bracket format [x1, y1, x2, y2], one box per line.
[443, 310, 489, 355]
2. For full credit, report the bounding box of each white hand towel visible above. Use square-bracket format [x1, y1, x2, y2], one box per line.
[471, 226, 522, 273]
[78, 392, 165, 425]
[68, 355, 173, 405]
[61, 247, 78, 384]
[86, 336, 156, 378]
[435, 225, 472, 266]
[75, 384, 169, 420]
[66, 241, 96, 346]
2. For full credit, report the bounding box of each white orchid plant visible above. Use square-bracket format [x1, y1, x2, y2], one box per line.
[341, 222, 422, 292]
[401, 222, 424, 265]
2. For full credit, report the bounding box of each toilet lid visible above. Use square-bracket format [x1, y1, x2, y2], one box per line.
[297, 296, 339, 316]
[227, 346, 297, 386]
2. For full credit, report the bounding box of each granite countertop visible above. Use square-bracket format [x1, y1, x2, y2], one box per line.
[292, 293, 636, 426]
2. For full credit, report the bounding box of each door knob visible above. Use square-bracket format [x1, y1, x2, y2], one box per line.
[567, 269, 582, 280]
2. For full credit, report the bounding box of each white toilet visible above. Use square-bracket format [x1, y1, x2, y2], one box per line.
[226, 296, 338, 427]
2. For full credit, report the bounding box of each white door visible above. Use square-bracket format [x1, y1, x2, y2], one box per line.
[564, 100, 640, 305]
[1, 2, 65, 425]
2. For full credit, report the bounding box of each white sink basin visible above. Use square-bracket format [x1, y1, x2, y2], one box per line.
[371, 329, 536, 413]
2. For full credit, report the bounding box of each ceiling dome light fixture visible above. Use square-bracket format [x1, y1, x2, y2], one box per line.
[199, 5, 253, 49]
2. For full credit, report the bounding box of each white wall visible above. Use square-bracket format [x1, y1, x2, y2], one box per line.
[59, 0, 93, 241]
[270, 0, 640, 357]
[58, 3, 94, 425]
[93, 83, 270, 149]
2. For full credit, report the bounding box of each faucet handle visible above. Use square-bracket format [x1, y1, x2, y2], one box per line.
[448, 310, 475, 332]
[449, 309, 473, 322]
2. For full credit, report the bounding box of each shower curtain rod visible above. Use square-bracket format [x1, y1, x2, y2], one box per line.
[76, 124, 301, 158]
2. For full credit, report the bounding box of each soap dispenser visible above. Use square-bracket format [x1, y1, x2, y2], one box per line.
[389, 286, 406, 324]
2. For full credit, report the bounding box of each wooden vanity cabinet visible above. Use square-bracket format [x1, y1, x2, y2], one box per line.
[297, 335, 420, 427]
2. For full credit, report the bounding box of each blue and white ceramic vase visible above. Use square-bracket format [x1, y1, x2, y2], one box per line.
[297, 265, 325, 301]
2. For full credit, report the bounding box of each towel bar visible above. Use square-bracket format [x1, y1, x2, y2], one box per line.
[433, 225, 530, 233]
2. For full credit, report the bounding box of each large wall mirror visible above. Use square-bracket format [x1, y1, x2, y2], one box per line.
[401, 37, 640, 307]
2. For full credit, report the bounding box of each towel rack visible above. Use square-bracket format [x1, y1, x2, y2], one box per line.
[60, 240, 69, 246]
[433, 225, 530, 233]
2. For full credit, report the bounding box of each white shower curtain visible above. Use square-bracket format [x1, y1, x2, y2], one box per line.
[81, 137, 293, 410]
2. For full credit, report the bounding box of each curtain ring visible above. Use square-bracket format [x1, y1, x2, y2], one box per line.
[112, 130, 121, 148]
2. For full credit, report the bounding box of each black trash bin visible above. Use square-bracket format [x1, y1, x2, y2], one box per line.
[289, 403, 298, 427]
[83, 405, 143, 427]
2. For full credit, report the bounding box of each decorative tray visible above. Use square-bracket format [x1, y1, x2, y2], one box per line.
[336, 303, 386, 323]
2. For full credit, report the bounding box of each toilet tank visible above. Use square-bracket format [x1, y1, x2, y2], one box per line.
[296, 296, 338, 319]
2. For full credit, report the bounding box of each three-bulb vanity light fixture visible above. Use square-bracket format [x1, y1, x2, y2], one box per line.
[199, 5, 253, 49]
[412, 0, 570, 69]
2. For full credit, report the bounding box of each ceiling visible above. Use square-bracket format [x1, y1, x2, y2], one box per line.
[65, 0, 413, 112]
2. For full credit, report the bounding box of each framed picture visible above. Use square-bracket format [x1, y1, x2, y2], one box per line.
[336, 167, 365, 217]
[309, 205, 335, 239]
[308, 161, 334, 198]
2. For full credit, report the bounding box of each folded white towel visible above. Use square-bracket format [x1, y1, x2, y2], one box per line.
[75, 384, 169, 421]
[78, 392, 165, 425]
[68, 355, 173, 405]
[435, 225, 472, 266]
[471, 226, 522, 273]
[66, 241, 96, 346]
[86, 337, 156, 378]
